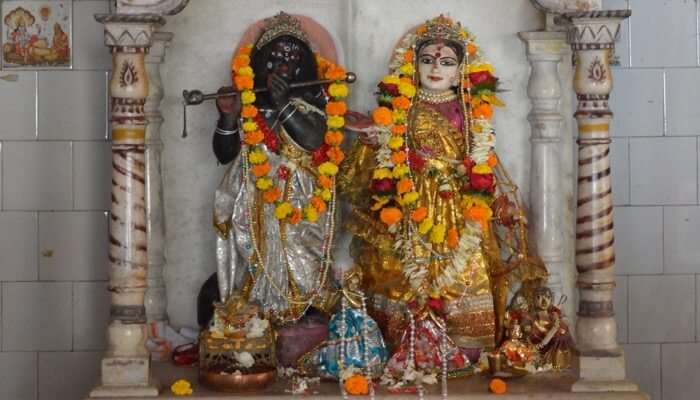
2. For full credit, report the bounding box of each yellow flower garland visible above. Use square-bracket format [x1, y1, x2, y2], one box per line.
[232, 45, 349, 223]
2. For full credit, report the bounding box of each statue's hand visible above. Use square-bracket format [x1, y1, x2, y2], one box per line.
[215, 86, 241, 119]
[268, 74, 291, 108]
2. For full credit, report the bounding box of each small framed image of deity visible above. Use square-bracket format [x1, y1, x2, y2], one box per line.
[1, 0, 72, 69]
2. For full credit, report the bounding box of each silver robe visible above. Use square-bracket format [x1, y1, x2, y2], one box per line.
[214, 125, 335, 322]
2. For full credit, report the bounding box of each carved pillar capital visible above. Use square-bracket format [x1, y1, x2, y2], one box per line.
[96, 14, 165, 50]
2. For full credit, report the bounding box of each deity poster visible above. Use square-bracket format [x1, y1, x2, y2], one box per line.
[1, 1, 72, 69]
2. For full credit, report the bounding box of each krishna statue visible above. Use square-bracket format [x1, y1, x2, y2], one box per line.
[340, 15, 547, 372]
[211, 12, 352, 331]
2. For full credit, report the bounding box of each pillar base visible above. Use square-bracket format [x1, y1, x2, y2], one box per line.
[572, 352, 637, 392]
[89, 356, 159, 398]
[89, 379, 159, 398]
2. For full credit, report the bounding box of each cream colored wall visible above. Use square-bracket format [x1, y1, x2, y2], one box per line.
[158, 0, 557, 329]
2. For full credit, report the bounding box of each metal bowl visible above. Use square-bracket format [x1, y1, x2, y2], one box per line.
[199, 367, 276, 392]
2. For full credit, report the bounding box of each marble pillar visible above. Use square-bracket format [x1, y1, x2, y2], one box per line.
[90, 14, 165, 398]
[561, 10, 637, 392]
[518, 31, 568, 304]
[144, 31, 173, 330]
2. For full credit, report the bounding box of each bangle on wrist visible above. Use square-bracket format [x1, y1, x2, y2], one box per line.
[215, 126, 239, 136]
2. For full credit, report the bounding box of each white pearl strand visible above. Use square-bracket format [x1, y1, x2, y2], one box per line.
[440, 324, 448, 400]
[360, 295, 376, 400]
[407, 312, 424, 400]
[339, 295, 348, 400]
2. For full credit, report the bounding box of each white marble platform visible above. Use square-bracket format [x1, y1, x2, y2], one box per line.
[88, 361, 649, 399]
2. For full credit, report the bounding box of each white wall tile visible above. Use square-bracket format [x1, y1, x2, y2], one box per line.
[613, 206, 663, 275]
[0, 352, 37, 400]
[73, 141, 112, 210]
[38, 351, 101, 400]
[72, 1, 112, 70]
[37, 71, 107, 140]
[622, 344, 660, 400]
[614, 275, 628, 343]
[629, 275, 695, 343]
[630, 0, 697, 67]
[662, 343, 700, 400]
[0, 72, 36, 140]
[0, 212, 38, 281]
[2, 282, 72, 351]
[73, 282, 109, 350]
[611, 138, 629, 205]
[3, 142, 72, 211]
[666, 69, 700, 135]
[610, 69, 663, 136]
[630, 137, 697, 205]
[664, 206, 700, 273]
[39, 212, 108, 281]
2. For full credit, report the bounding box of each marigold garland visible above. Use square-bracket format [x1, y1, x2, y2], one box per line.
[368, 17, 505, 251]
[232, 45, 349, 224]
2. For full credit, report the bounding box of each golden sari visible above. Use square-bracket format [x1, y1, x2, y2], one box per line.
[340, 101, 497, 349]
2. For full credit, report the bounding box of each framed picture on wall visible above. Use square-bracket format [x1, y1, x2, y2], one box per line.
[1, 0, 72, 69]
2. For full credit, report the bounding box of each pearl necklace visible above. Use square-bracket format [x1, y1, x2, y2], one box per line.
[417, 89, 458, 104]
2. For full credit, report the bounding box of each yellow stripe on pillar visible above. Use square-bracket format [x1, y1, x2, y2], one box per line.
[113, 128, 146, 141]
[579, 123, 610, 134]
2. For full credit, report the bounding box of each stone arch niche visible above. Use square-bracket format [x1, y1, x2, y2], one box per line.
[89, 0, 645, 398]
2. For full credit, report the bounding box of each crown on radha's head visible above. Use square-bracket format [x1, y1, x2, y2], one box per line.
[255, 12, 311, 50]
[415, 14, 467, 48]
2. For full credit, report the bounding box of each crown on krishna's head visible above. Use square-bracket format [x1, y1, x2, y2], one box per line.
[255, 12, 311, 50]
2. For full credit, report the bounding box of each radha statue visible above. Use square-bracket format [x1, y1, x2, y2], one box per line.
[212, 12, 351, 325]
[341, 15, 547, 360]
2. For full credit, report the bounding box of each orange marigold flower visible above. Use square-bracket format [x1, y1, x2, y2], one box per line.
[464, 205, 492, 221]
[244, 130, 265, 145]
[234, 75, 254, 90]
[289, 208, 303, 225]
[318, 175, 333, 189]
[391, 125, 407, 136]
[473, 103, 493, 120]
[396, 178, 413, 194]
[487, 153, 498, 168]
[326, 146, 345, 164]
[447, 228, 459, 249]
[380, 207, 403, 226]
[325, 65, 347, 81]
[238, 46, 252, 56]
[373, 106, 393, 126]
[252, 162, 271, 177]
[325, 101, 347, 116]
[463, 78, 472, 89]
[262, 187, 281, 203]
[392, 96, 411, 110]
[391, 150, 407, 165]
[404, 50, 414, 63]
[467, 43, 478, 56]
[241, 105, 258, 119]
[400, 77, 413, 85]
[310, 196, 327, 213]
[232, 55, 250, 71]
[324, 131, 344, 146]
[489, 378, 507, 395]
[411, 206, 428, 222]
[344, 375, 370, 396]
[416, 25, 428, 35]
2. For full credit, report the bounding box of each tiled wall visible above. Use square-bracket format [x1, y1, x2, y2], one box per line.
[605, 1, 700, 399]
[0, 1, 112, 399]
